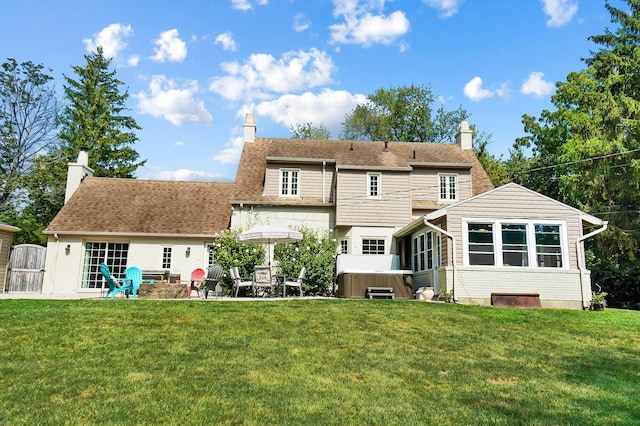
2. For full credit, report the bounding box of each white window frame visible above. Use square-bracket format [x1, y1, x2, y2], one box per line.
[438, 173, 458, 201]
[82, 241, 130, 289]
[362, 238, 385, 255]
[462, 219, 569, 269]
[162, 247, 172, 269]
[340, 239, 349, 255]
[367, 172, 381, 199]
[280, 168, 300, 197]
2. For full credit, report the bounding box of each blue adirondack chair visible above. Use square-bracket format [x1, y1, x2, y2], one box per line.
[124, 266, 144, 299]
[100, 263, 134, 299]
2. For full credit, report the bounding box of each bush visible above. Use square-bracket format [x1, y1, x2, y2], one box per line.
[274, 226, 337, 296]
[207, 229, 265, 294]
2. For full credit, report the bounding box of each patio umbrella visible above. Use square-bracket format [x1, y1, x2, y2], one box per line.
[237, 224, 303, 266]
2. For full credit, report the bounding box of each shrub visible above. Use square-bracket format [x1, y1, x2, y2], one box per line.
[274, 226, 338, 296]
[208, 229, 265, 293]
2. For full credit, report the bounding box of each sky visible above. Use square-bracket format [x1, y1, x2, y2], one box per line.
[0, 0, 617, 182]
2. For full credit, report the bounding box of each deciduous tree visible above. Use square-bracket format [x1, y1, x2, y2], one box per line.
[0, 59, 58, 214]
[341, 84, 469, 143]
[290, 122, 331, 139]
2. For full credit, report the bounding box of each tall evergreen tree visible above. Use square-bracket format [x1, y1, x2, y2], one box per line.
[514, 0, 640, 307]
[27, 47, 145, 229]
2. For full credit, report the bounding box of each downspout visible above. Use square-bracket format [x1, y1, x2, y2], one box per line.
[422, 218, 457, 301]
[51, 233, 59, 295]
[576, 221, 608, 308]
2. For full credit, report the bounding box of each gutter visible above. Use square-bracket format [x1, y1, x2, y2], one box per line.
[576, 221, 608, 308]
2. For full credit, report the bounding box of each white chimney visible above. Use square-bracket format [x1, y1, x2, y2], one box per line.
[456, 121, 472, 150]
[64, 148, 94, 204]
[243, 113, 256, 143]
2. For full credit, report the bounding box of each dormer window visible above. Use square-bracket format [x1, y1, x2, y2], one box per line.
[280, 169, 300, 197]
[367, 172, 381, 199]
[439, 173, 457, 201]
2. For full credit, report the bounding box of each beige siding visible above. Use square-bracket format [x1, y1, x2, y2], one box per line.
[454, 267, 587, 309]
[336, 170, 412, 226]
[411, 168, 472, 203]
[264, 163, 333, 200]
[0, 230, 10, 289]
[445, 185, 584, 268]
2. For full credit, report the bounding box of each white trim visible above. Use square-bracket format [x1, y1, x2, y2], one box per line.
[462, 218, 569, 269]
[367, 172, 381, 199]
[279, 168, 301, 197]
[437, 173, 458, 202]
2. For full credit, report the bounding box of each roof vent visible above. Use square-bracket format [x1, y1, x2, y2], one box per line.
[384, 141, 388, 152]
[413, 150, 416, 159]
[350, 142, 353, 151]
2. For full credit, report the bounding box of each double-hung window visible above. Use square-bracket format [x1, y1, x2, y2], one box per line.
[465, 220, 566, 268]
[280, 169, 299, 197]
[439, 174, 457, 201]
[367, 172, 381, 199]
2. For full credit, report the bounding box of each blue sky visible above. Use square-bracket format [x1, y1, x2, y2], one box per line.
[1, 0, 615, 181]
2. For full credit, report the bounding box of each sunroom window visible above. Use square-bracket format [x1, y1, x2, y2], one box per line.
[465, 220, 566, 268]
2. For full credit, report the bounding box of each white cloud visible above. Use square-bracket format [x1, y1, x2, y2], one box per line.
[330, 0, 410, 46]
[294, 13, 311, 32]
[231, 0, 268, 11]
[151, 29, 187, 63]
[153, 169, 223, 181]
[83, 23, 133, 58]
[135, 75, 213, 126]
[541, 0, 578, 27]
[215, 32, 237, 51]
[422, 0, 464, 18]
[127, 55, 140, 67]
[464, 76, 494, 102]
[253, 88, 367, 137]
[520, 72, 555, 98]
[212, 135, 245, 164]
[209, 48, 335, 101]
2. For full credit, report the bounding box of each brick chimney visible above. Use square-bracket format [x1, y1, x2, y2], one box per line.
[65, 148, 94, 204]
[456, 121, 472, 150]
[243, 113, 256, 143]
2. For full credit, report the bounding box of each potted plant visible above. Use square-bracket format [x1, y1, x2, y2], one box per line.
[590, 291, 607, 311]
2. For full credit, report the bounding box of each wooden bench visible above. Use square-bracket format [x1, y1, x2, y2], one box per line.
[491, 292, 541, 308]
[366, 287, 395, 300]
[142, 270, 170, 282]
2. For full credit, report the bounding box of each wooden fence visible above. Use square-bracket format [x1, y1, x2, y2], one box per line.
[5, 244, 46, 292]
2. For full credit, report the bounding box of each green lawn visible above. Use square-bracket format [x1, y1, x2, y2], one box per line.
[0, 299, 638, 425]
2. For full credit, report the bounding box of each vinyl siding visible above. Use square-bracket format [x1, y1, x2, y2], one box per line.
[336, 170, 411, 226]
[264, 163, 333, 200]
[444, 185, 584, 268]
[411, 168, 472, 203]
[0, 230, 10, 288]
[454, 267, 587, 309]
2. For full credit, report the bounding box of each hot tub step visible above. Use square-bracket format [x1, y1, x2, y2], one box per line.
[366, 287, 395, 299]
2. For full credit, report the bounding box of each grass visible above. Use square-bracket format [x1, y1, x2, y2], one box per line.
[0, 299, 639, 425]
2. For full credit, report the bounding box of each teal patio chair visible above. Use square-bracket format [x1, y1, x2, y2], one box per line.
[100, 263, 134, 299]
[124, 266, 144, 299]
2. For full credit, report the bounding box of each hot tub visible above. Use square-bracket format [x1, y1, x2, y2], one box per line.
[335, 270, 414, 299]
